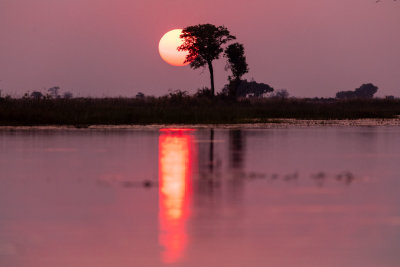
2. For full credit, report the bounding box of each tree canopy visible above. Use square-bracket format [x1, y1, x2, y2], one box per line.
[224, 43, 249, 81]
[178, 24, 236, 96]
[223, 80, 274, 98]
[336, 83, 378, 99]
[223, 42, 249, 97]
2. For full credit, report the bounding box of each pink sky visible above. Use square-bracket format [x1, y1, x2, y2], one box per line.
[0, 0, 399, 97]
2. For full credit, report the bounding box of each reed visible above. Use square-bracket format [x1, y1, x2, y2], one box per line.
[0, 96, 399, 126]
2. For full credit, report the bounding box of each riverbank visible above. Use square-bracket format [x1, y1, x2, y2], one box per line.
[1, 97, 399, 126]
[1, 118, 399, 131]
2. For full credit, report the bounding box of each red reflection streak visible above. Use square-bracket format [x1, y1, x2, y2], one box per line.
[159, 129, 194, 264]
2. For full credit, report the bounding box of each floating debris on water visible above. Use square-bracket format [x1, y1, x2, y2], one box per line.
[336, 171, 355, 185]
[143, 180, 153, 188]
[271, 174, 279, 180]
[284, 172, 299, 181]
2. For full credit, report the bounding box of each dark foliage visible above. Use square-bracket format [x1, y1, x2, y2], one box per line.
[223, 43, 249, 98]
[48, 86, 60, 98]
[336, 83, 378, 99]
[63, 92, 73, 99]
[223, 80, 274, 98]
[336, 91, 355, 99]
[354, 83, 378, 98]
[224, 43, 249, 81]
[272, 89, 289, 99]
[136, 92, 145, 99]
[1, 97, 398, 126]
[178, 24, 236, 96]
[30, 91, 44, 100]
[194, 87, 213, 98]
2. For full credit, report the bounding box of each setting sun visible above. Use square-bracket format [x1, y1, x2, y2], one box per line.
[158, 29, 190, 67]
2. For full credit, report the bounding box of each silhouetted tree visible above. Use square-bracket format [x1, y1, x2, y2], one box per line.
[223, 79, 274, 98]
[336, 83, 378, 99]
[48, 86, 60, 98]
[224, 43, 249, 81]
[136, 92, 144, 99]
[354, 83, 378, 98]
[30, 91, 43, 100]
[63, 91, 73, 99]
[178, 24, 236, 96]
[272, 89, 290, 99]
[224, 43, 249, 97]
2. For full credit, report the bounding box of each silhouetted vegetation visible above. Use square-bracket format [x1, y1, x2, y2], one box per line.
[224, 43, 249, 98]
[48, 86, 60, 98]
[194, 87, 214, 98]
[271, 89, 289, 99]
[0, 95, 399, 126]
[30, 91, 44, 100]
[179, 24, 236, 96]
[224, 43, 249, 82]
[63, 91, 73, 99]
[222, 80, 274, 98]
[336, 83, 378, 99]
[135, 92, 145, 99]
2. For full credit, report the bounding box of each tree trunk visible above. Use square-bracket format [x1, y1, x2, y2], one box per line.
[208, 61, 215, 96]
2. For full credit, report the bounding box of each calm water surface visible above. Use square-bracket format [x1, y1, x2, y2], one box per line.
[0, 127, 400, 267]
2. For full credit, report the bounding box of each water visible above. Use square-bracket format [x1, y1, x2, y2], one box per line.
[0, 127, 399, 267]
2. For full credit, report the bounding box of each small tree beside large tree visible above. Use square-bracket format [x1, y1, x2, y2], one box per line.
[178, 24, 236, 96]
[224, 42, 249, 97]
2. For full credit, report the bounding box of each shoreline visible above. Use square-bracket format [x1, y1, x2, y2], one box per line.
[1, 118, 400, 131]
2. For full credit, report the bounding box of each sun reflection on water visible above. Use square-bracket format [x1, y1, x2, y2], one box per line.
[159, 129, 195, 263]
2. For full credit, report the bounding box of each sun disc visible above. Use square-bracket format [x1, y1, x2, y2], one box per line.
[159, 29, 190, 67]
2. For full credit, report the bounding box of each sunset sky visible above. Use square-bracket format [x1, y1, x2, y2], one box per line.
[1, 0, 399, 97]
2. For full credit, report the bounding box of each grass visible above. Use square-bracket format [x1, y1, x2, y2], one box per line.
[0, 96, 399, 126]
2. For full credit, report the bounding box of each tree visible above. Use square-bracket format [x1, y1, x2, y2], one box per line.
[272, 89, 289, 99]
[63, 91, 73, 99]
[48, 86, 60, 98]
[224, 43, 249, 97]
[30, 91, 43, 100]
[336, 83, 378, 99]
[136, 92, 145, 99]
[354, 83, 378, 98]
[223, 80, 274, 98]
[178, 24, 236, 96]
[224, 43, 249, 81]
